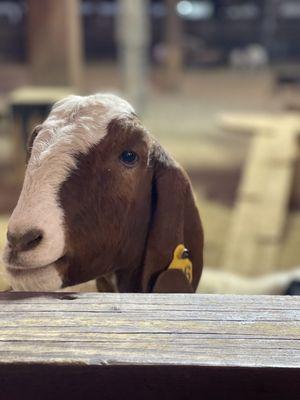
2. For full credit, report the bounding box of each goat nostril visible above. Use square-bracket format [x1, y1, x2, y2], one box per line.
[7, 229, 44, 252]
[23, 230, 43, 251]
[27, 233, 43, 249]
[7, 231, 14, 246]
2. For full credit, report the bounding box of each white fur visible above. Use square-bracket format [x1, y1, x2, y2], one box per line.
[3, 94, 134, 291]
[5, 264, 62, 291]
[198, 267, 300, 295]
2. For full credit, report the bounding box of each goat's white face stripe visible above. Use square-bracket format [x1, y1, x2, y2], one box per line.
[4, 94, 134, 291]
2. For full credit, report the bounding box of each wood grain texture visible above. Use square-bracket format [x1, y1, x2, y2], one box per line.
[0, 293, 299, 399]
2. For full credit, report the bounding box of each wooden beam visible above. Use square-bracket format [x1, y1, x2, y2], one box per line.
[117, 0, 150, 112]
[218, 113, 300, 134]
[27, 0, 83, 87]
[220, 114, 300, 274]
[164, 0, 183, 90]
[0, 293, 299, 399]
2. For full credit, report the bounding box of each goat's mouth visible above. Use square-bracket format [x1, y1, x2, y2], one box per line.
[5, 255, 67, 278]
[5, 255, 68, 291]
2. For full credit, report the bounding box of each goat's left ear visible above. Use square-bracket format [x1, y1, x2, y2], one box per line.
[141, 143, 204, 293]
[26, 125, 42, 163]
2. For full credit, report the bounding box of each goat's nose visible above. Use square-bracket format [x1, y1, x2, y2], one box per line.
[7, 229, 43, 252]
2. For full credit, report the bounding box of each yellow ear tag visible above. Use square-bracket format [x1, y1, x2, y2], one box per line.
[168, 244, 193, 284]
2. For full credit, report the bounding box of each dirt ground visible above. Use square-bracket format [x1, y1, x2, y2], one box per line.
[0, 63, 299, 290]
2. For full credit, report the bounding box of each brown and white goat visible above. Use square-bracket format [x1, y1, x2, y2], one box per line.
[3, 94, 204, 293]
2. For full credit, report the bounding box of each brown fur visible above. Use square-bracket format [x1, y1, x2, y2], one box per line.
[55, 115, 204, 292]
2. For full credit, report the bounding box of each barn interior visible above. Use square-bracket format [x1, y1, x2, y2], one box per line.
[0, 0, 300, 293]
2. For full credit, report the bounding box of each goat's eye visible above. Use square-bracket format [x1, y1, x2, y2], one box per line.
[119, 151, 138, 166]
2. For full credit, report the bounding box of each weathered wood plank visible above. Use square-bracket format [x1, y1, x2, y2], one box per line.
[0, 293, 299, 366]
[0, 293, 299, 399]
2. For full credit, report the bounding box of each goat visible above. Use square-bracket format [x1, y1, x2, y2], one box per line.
[3, 94, 204, 293]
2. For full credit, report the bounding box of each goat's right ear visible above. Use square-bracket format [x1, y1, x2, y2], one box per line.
[26, 125, 42, 163]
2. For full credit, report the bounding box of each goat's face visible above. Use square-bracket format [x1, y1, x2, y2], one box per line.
[3, 94, 153, 290]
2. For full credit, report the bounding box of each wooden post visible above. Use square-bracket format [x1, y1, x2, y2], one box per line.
[27, 0, 82, 87]
[262, 0, 279, 50]
[219, 114, 300, 275]
[164, 0, 183, 90]
[117, 0, 150, 112]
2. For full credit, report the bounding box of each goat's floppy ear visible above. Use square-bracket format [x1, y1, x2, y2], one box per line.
[26, 125, 42, 163]
[141, 143, 204, 293]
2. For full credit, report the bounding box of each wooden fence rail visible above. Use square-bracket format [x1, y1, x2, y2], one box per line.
[0, 292, 299, 399]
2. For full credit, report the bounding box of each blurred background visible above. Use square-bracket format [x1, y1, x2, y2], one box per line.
[0, 0, 300, 293]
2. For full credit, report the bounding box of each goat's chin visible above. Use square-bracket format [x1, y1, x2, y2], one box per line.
[5, 263, 63, 291]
